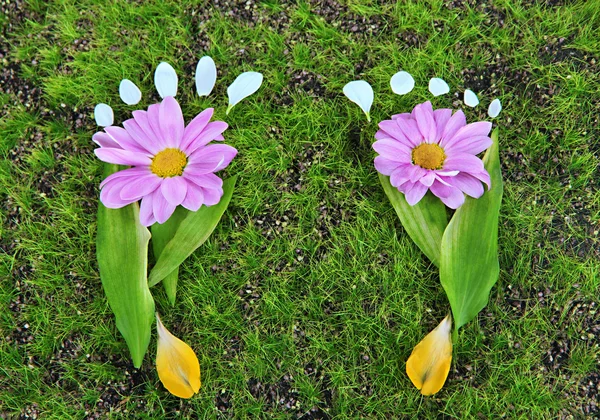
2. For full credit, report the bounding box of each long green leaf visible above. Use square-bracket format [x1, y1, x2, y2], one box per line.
[379, 173, 448, 267]
[440, 129, 503, 330]
[97, 164, 155, 368]
[148, 176, 237, 287]
[151, 206, 187, 306]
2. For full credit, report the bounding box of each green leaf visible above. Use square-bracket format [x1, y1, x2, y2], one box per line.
[379, 173, 448, 267]
[151, 206, 187, 306]
[148, 176, 237, 287]
[440, 129, 503, 330]
[96, 164, 155, 368]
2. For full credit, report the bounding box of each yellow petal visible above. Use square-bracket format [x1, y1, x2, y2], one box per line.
[156, 313, 201, 398]
[406, 315, 452, 396]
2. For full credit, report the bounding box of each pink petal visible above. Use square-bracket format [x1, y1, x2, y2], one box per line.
[419, 171, 436, 187]
[443, 153, 485, 173]
[445, 121, 492, 149]
[188, 144, 237, 171]
[372, 139, 411, 161]
[389, 166, 411, 188]
[160, 176, 188, 206]
[430, 181, 465, 208]
[202, 187, 223, 206]
[440, 110, 466, 147]
[446, 136, 492, 155]
[147, 104, 165, 149]
[407, 165, 426, 183]
[182, 121, 229, 155]
[123, 118, 160, 154]
[139, 192, 156, 226]
[132, 110, 162, 147]
[104, 126, 149, 154]
[152, 190, 176, 224]
[180, 108, 214, 151]
[378, 120, 413, 146]
[470, 170, 492, 190]
[100, 177, 137, 208]
[404, 181, 428, 205]
[119, 174, 162, 201]
[433, 109, 452, 142]
[181, 182, 204, 212]
[93, 132, 121, 149]
[412, 101, 437, 143]
[396, 118, 424, 147]
[100, 167, 152, 188]
[158, 96, 185, 148]
[95, 148, 152, 166]
[184, 159, 225, 177]
[446, 173, 484, 198]
[391, 112, 411, 121]
[183, 173, 223, 189]
[374, 156, 402, 176]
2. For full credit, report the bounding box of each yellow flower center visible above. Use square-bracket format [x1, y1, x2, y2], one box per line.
[412, 143, 446, 170]
[150, 148, 187, 178]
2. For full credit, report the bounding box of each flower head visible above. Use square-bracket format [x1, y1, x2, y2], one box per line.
[94, 96, 237, 226]
[373, 101, 492, 209]
[406, 315, 453, 396]
[156, 313, 201, 398]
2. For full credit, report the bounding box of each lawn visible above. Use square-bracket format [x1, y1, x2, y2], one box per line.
[1, 0, 599, 418]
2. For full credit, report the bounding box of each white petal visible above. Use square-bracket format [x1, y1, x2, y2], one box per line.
[94, 103, 114, 127]
[428, 77, 450, 97]
[226, 71, 263, 115]
[463, 89, 479, 108]
[488, 98, 502, 118]
[390, 71, 415, 95]
[343, 80, 374, 122]
[119, 79, 142, 105]
[195, 56, 217, 97]
[154, 62, 178, 98]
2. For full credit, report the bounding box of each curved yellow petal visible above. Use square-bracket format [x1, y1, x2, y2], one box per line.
[156, 313, 201, 398]
[406, 315, 452, 396]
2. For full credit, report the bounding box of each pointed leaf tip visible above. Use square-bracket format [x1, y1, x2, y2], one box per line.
[94, 103, 114, 127]
[119, 79, 142, 105]
[464, 89, 479, 107]
[343, 80, 374, 120]
[428, 78, 450, 97]
[390, 71, 415, 95]
[154, 62, 178, 98]
[196, 56, 217, 97]
[488, 99, 502, 118]
[226, 72, 263, 113]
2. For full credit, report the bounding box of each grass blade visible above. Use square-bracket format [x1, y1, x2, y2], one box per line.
[96, 164, 155, 368]
[440, 129, 503, 329]
[148, 176, 237, 287]
[379, 173, 448, 267]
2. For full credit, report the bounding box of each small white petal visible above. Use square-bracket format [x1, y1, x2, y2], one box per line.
[463, 89, 479, 108]
[154, 62, 178, 98]
[195, 56, 217, 97]
[390, 71, 415, 95]
[119, 79, 142, 105]
[428, 77, 450, 97]
[488, 98, 502, 118]
[94, 103, 114, 127]
[343, 80, 374, 121]
[226, 71, 263, 115]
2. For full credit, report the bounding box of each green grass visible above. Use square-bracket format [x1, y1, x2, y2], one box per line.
[1, 0, 599, 418]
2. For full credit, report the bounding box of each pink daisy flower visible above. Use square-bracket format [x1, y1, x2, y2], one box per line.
[373, 101, 492, 209]
[93, 96, 237, 226]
